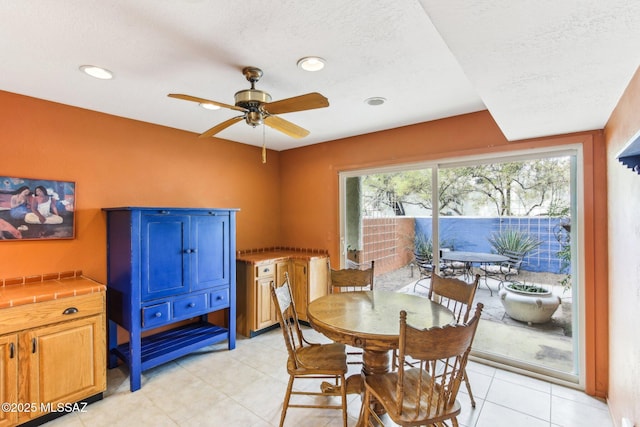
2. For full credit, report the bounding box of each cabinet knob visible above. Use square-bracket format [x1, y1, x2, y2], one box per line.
[216, 295, 223, 301]
[154, 312, 162, 318]
[188, 303, 195, 308]
[159, 210, 170, 215]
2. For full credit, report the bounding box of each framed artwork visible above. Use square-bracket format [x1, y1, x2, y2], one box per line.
[0, 176, 76, 240]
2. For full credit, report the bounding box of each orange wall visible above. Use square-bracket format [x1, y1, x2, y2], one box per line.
[280, 111, 609, 397]
[1, 90, 610, 399]
[604, 66, 640, 427]
[0, 90, 282, 283]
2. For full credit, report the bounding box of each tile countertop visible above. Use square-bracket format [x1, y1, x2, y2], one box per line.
[0, 277, 106, 309]
[236, 248, 328, 264]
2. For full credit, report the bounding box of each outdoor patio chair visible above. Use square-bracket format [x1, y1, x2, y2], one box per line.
[440, 248, 467, 278]
[271, 274, 348, 427]
[412, 251, 433, 292]
[328, 259, 374, 365]
[360, 303, 483, 427]
[480, 249, 525, 290]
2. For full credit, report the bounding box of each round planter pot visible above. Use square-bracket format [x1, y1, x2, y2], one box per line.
[499, 286, 561, 324]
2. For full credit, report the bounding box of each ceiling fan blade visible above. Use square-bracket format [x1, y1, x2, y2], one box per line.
[263, 92, 329, 115]
[199, 116, 245, 138]
[168, 93, 247, 112]
[263, 115, 310, 139]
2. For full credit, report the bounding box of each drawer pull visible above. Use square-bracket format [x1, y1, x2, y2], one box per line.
[188, 303, 195, 308]
[159, 210, 170, 215]
[63, 307, 79, 315]
[216, 295, 223, 301]
[32, 338, 37, 354]
[9, 342, 14, 359]
[154, 312, 162, 318]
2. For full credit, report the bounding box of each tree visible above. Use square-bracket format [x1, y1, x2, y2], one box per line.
[466, 158, 570, 216]
[361, 157, 570, 217]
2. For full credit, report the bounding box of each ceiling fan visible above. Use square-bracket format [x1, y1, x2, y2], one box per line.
[168, 66, 329, 139]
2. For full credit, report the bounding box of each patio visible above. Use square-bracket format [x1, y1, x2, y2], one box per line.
[375, 265, 574, 374]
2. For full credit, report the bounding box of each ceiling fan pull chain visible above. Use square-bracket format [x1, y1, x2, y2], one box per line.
[262, 124, 267, 164]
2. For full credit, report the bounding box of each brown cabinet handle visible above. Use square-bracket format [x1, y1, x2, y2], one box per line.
[32, 338, 37, 353]
[9, 342, 14, 359]
[63, 307, 79, 315]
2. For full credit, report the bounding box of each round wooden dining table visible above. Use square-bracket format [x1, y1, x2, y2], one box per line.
[306, 290, 455, 393]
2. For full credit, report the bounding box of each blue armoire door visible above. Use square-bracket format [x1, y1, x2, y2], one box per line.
[140, 213, 190, 301]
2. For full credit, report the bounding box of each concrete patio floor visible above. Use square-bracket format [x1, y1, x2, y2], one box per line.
[375, 265, 575, 374]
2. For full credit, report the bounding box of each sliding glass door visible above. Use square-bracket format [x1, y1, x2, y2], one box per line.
[339, 147, 582, 385]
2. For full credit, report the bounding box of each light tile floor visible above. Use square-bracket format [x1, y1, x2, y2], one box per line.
[46, 327, 612, 427]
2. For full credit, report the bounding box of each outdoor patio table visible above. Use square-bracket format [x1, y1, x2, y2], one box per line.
[441, 251, 509, 295]
[306, 290, 454, 418]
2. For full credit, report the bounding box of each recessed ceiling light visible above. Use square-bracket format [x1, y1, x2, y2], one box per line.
[79, 65, 113, 80]
[297, 56, 326, 72]
[199, 103, 220, 110]
[364, 97, 386, 106]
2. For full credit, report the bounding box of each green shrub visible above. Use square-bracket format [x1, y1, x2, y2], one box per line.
[487, 227, 542, 256]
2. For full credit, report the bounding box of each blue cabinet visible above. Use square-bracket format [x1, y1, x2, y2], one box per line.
[104, 207, 237, 391]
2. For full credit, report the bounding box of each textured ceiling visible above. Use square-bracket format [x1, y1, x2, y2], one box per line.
[1, 1, 639, 151]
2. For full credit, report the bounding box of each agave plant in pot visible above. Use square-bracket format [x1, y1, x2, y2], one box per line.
[499, 281, 561, 325]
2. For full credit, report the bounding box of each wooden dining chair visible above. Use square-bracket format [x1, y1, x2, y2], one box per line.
[328, 259, 375, 365]
[328, 259, 375, 293]
[271, 273, 348, 427]
[428, 272, 481, 408]
[361, 303, 483, 427]
[394, 272, 481, 406]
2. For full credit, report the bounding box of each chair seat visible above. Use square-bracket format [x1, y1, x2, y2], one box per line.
[480, 264, 517, 275]
[288, 342, 348, 374]
[366, 368, 462, 425]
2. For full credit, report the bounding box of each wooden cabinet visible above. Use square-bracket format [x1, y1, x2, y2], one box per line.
[0, 292, 106, 427]
[237, 260, 284, 337]
[236, 252, 327, 336]
[104, 207, 237, 392]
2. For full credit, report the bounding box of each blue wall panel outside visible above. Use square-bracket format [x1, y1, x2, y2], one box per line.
[414, 217, 568, 274]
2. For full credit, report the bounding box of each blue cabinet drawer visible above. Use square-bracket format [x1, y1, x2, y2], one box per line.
[142, 302, 170, 328]
[210, 288, 230, 310]
[173, 294, 208, 320]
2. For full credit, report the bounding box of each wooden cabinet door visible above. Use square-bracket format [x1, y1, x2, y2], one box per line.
[307, 257, 329, 303]
[256, 277, 276, 330]
[275, 260, 290, 288]
[292, 259, 309, 321]
[0, 334, 18, 427]
[20, 316, 106, 421]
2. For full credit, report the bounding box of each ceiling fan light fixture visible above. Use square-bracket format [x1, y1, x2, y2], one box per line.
[297, 56, 326, 72]
[79, 65, 113, 80]
[364, 97, 386, 106]
[199, 102, 220, 110]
